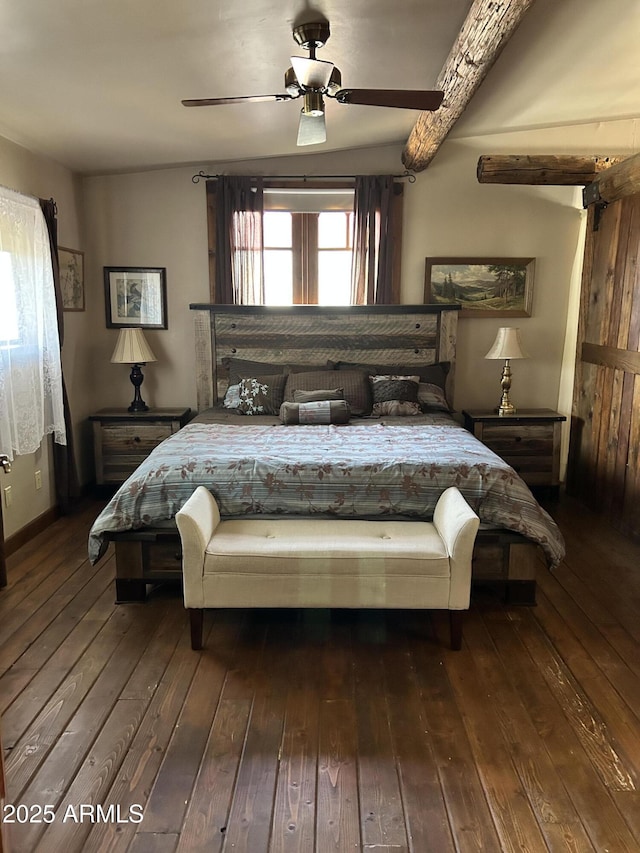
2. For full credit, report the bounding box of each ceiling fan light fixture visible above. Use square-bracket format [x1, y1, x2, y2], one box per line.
[302, 91, 324, 116]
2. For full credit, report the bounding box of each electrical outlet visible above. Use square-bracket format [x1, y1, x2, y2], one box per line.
[35, 469, 42, 490]
[3, 485, 12, 507]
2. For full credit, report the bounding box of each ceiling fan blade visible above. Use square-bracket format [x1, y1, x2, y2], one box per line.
[182, 93, 293, 107]
[334, 88, 444, 111]
[297, 112, 327, 146]
[290, 55, 334, 89]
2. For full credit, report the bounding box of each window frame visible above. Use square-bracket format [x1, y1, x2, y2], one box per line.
[205, 178, 403, 305]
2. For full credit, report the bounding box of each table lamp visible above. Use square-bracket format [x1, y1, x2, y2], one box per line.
[111, 327, 157, 412]
[484, 327, 528, 416]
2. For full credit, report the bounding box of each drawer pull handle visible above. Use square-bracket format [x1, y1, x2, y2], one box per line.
[133, 436, 141, 443]
[515, 436, 522, 442]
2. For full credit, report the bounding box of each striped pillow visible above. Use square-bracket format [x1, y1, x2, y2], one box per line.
[285, 370, 371, 416]
[280, 400, 351, 425]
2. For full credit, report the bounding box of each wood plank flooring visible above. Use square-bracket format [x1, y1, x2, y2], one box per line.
[1, 496, 640, 852]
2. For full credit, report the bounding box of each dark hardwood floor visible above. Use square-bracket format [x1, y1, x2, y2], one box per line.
[1, 495, 640, 852]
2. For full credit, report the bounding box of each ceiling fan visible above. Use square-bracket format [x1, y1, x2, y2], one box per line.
[182, 21, 444, 146]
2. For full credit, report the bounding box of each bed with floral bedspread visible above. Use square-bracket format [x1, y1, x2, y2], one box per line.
[88, 413, 565, 568]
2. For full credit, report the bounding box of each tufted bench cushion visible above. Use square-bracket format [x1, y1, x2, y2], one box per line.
[176, 486, 479, 651]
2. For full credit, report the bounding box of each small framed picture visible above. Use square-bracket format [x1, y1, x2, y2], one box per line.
[104, 267, 168, 329]
[424, 257, 535, 318]
[59, 247, 85, 311]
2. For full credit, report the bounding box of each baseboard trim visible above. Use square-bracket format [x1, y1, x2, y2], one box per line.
[5, 506, 60, 557]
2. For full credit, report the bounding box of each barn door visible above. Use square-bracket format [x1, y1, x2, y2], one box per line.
[567, 194, 640, 539]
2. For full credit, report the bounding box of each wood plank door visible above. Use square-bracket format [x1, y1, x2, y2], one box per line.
[567, 194, 640, 539]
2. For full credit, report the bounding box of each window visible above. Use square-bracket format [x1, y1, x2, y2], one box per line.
[262, 186, 354, 305]
[206, 177, 403, 305]
[263, 209, 354, 305]
[0, 187, 66, 459]
[0, 251, 19, 342]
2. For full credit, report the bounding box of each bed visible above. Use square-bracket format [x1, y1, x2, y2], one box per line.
[89, 304, 565, 603]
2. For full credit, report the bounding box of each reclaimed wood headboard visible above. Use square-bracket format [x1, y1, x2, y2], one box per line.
[189, 304, 460, 413]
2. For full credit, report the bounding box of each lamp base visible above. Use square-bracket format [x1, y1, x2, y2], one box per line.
[128, 363, 149, 412]
[496, 360, 516, 416]
[496, 402, 516, 416]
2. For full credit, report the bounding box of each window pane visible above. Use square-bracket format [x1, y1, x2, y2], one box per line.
[0, 252, 19, 341]
[263, 211, 292, 248]
[264, 249, 293, 305]
[318, 250, 352, 305]
[318, 212, 351, 248]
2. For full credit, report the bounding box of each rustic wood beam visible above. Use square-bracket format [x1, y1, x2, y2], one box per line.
[582, 342, 640, 376]
[583, 151, 640, 205]
[477, 155, 624, 185]
[402, 0, 537, 173]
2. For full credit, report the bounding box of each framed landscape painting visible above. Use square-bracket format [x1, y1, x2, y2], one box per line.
[424, 257, 535, 318]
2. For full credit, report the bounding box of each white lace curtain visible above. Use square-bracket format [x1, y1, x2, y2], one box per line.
[0, 186, 66, 460]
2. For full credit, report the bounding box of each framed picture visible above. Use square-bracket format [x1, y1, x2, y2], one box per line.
[104, 267, 168, 329]
[424, 257, 535, 318]
[59, 247, 85, 311]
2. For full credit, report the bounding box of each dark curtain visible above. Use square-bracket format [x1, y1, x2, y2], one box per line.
[214, 176, 264, 304]
[350, 175, 396, 304]
[39, 198, 80, 513]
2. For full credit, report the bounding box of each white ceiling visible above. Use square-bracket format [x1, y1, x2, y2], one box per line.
[0, 0, 638, 176]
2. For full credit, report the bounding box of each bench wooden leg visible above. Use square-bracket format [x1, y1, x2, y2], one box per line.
[449, 611, 463, 651]
[189, 608, 204, 650]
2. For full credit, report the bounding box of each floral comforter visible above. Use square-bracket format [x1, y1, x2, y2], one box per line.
[88, 417, 565, 567]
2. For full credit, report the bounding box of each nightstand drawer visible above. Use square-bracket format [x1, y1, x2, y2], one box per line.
[480, 423, 555, 456]
[99, 423, 173, 455]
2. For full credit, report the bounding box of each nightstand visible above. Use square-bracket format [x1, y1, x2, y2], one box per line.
[462, 408, 566, 497]
[90, 407, 192, 485]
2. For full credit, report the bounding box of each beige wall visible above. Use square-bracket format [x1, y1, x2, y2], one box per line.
[0, 134, 87, 538]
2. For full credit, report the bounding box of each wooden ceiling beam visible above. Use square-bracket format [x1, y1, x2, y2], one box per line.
[476, 152, 640, 206]
[477, 154, 625, 185]
[402, 0, 537, 173]
[583, 151, 640, 205]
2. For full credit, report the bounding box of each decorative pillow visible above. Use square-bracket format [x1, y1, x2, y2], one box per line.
[236, 374, 287, 415]
[418, 382, 451, 413]
[334, 360, 450, 390]
[285, 369, 371, 416]
[223, 357, 334, 385]
[286, 362, 335, 374]
[280, 400, 351, 425]
[224, 357, 287, 386]
[222, 383, 241, 409]
[370, 374, 421, 417]
[293, 388, 344, 403]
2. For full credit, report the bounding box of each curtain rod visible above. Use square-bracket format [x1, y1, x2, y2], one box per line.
[191, 170, 416, 184]
[0, 184, 57, 212]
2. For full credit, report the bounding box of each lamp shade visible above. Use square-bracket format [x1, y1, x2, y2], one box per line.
[111, 328, 157, 364]
[485, 327, 528, 360]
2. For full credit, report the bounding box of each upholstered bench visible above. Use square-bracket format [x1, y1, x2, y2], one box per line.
[175, 486, 479, 651]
